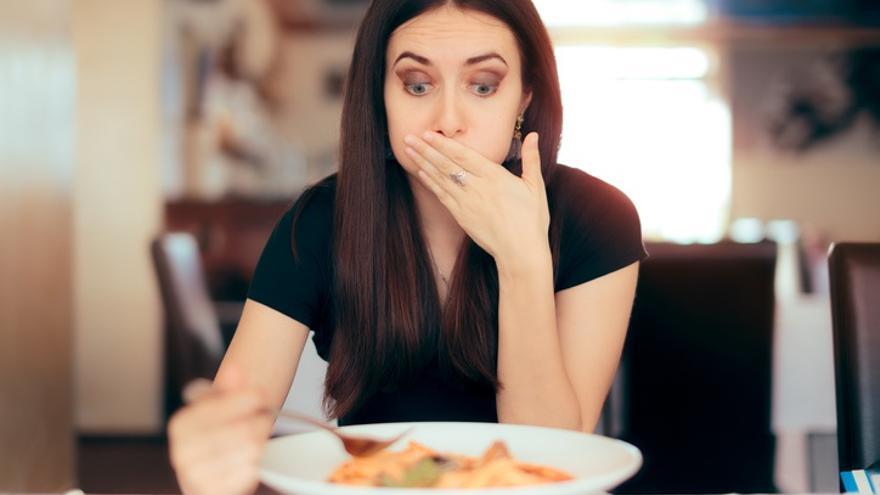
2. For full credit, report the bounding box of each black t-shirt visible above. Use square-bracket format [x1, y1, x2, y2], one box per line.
[247, 163, 648, 426]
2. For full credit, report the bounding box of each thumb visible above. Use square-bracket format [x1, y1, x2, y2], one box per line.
[521, 132, 543, 186]
[181, 363, 246, 404]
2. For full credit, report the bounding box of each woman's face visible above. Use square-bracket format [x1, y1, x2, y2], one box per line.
[384, 4, 532, 180]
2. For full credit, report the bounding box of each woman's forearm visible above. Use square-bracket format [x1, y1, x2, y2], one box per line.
[494, 245, 581, 430]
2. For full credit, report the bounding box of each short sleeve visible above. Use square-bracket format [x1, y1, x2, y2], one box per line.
[246, 190, 332, 330]
[554, 167, 648, 292]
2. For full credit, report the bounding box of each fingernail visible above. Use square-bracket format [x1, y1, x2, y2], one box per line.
[404, 134, 416, 145]
[422, 131, 434, 141]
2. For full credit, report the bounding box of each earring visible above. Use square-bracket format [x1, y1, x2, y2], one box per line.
[505, 113, 525, 162]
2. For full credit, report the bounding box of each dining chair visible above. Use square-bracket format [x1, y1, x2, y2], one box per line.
[151, 232, 226, 421]
[828, 242, 880, 479]
[610, 240, 778, 494]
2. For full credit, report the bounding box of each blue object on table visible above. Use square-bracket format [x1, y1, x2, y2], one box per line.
[842, 461, 880, 494]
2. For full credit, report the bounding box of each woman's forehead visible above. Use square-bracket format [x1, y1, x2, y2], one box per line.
[387, 6, 518, 67]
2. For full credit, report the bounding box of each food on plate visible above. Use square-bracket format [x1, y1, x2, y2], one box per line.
[327, 439, 573, 488]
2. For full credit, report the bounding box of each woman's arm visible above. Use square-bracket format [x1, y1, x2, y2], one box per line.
[215, 298, 311, 425]
[167, 298, 310, 495]
[495, 247, 580, 430]
[555, 261, 639, 432]
[495, 249, 639, 433]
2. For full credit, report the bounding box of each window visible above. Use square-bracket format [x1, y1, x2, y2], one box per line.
[533, 0, 708, 27]
[554, 45, 731, 243]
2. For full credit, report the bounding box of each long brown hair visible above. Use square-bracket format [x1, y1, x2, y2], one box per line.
[293, 0, 564, 420]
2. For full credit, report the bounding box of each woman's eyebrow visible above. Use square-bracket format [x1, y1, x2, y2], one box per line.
[392, 51, 508, 68]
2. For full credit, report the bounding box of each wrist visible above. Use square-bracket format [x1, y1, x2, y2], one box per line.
[495, 243, 553, 282]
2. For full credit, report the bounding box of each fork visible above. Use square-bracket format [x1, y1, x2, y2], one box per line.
[183, 378, 412, 457]
[273, 408, 414, 457]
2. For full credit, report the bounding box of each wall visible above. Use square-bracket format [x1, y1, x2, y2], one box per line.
[73, 0, 165, 433]
[272, 30, 355, 183]
[729, 43, 880, 243]
[0, 1, 76, 489]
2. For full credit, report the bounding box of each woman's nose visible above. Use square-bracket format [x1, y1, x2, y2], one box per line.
[432, 91, 466, 138]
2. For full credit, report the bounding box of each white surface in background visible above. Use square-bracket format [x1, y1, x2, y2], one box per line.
[772, 241, 837, 492]
[773, 295, 837, 432]
[274, 334, 335, 435]
[772, 295, 837, 492]
[772, 241, 837, 432]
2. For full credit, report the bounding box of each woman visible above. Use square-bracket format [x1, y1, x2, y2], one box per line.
[168, 1, 648, 494]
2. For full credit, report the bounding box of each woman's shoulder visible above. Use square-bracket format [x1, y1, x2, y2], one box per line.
[547, 163, 637, 218]
[548, 163, 647, 290]
[248, 174, 337, 330]
[287, 173, 337, 234]
[261, 173, 337, 263]
[294, 173, 337, 215]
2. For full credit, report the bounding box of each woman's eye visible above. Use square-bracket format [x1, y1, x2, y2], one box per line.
[404, 82, 498, 97]
[471, 83, 498, 97]
[405, 82, 432, 96]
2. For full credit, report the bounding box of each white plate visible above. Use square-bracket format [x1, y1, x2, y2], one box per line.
[260, 421, 642, 495]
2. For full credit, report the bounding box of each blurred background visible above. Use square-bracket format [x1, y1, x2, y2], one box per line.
[1, 0, 879, 493]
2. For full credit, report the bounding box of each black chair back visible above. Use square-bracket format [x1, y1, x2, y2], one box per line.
[151, 233, 224, 420]
[829, 242, 880, 474]
[612, 240, 778, 493]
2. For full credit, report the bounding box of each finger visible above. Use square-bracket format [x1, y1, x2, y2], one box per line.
[172, 389, 268, 439]
[178, 442, 263, 495]
[178, 438, 261, 483]
[213, 464, 263, 495]
[415, 168, 460, 213]
[520, 132, 543, 187]
[422, 131, 496, 177]
[405, 134, 462, 177]
[180, 363, 248, 406]
[406, 145, 461, 202]
[183, 378, 214, 405]
[171, 413, 264, 467]
[172, 414, 270, 471]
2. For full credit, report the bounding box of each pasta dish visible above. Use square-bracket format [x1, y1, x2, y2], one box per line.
[328, 439, 573, 488]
